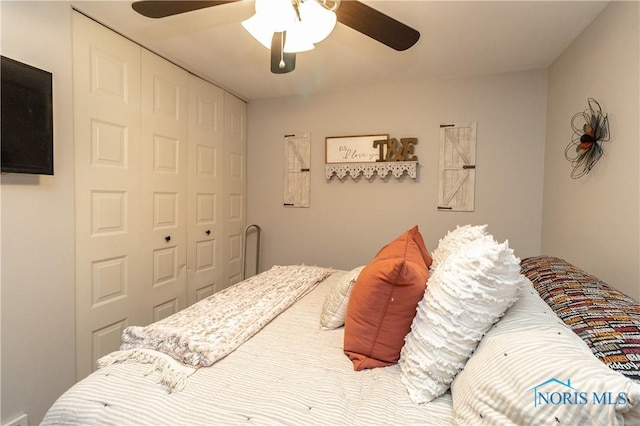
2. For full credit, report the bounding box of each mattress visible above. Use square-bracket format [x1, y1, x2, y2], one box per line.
[43, 270, 453, 425]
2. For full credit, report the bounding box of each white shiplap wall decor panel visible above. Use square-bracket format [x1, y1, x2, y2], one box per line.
[438, 122, 477, 212]
[284, 134, 311, 208]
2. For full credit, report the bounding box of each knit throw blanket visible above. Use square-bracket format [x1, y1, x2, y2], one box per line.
[98, 265, 332, 391]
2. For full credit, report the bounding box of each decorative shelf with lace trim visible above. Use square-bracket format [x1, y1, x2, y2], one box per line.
[325, 161, 417, 180]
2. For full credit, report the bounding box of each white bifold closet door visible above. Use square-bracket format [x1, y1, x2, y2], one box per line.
[222, 92, 247, 288]
[73, 12, 237, 380]
[187, 77, 224, 304]
[73, 12, 146, 381]
[139, 49, 189, 323]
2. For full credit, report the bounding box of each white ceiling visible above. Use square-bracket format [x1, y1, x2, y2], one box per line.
[71, 1, 609, 101]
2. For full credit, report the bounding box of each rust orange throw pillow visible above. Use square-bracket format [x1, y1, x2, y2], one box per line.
[344, 226, 431, 370]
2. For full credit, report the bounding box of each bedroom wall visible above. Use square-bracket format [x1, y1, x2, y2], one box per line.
[542, 1, 640, 299]
[1, 2, 76, 424]
[246, 70, 548, 271]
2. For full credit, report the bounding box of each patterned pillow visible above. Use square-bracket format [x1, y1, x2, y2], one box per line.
[521, 256, 640, 381]
[452, 283, 640, 425]
[320, 266, 365, 330]
[399, 234, 524, 404]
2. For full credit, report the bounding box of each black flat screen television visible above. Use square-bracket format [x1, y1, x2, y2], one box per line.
[1, 55, 54, 175]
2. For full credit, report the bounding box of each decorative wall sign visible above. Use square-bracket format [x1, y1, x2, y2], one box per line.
[325, 134, 420, 181]
[564, 98, 610, 179]
[373, 138, 418, 162]
[325, 134, 388, 163]
[437, 122, 477, 212]
[284, 134, 310, 207]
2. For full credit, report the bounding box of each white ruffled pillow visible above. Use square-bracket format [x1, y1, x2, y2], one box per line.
[430, 224, 488, 271]
[399, 234, 524, 404]
[452, 284, 640, 425]
[320, 266, 365, 330]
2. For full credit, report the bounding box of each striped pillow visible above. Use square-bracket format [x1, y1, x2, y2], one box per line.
[451, 284, 640, 425]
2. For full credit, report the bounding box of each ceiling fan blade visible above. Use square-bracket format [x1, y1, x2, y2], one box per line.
[270, 32, 296, 74]
[131, 1, 240, 19]
[336, 1, 420, 51]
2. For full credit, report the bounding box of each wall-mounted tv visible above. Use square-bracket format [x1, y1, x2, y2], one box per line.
[1, 56, 54, 175]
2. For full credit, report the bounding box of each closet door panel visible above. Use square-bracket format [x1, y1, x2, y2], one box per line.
[73, 12, 143, 380]
[187, 76, 224, 305]
[223, 92, 247, 288]
[141, 49, 189, 319]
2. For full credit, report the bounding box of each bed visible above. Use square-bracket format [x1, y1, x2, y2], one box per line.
[42, 266, 454, 425]
[43, 226, 640, 425]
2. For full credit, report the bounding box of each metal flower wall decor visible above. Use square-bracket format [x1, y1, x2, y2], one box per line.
[564, 98, 610, 179]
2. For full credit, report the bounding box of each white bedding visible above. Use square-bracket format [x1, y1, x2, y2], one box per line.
[43, 270, 453, 425]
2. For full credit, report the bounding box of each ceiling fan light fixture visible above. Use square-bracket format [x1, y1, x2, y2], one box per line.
[241, 14, 274, 49]
[255, 0, 296, 32]
[242, 0, 337, 53]
[298, 0, 337, 44]
[283, 22, 315, 53]
[242, 0, 298, 49]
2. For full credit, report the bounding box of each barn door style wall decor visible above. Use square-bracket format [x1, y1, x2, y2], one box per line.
[284, 133, 311, 207]
[437, 122, 477, 212]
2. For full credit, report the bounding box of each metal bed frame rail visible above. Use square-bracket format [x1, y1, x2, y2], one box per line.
[241, 224, 262, 280]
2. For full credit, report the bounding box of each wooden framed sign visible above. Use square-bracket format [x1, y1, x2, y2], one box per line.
[325, 134, 388, 163]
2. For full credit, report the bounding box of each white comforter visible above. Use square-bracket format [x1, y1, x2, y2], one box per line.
[43, 270, 453, 425]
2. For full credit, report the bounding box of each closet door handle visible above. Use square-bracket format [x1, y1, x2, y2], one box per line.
[165, 236, 171, 242]
[205, 229, 211, 236]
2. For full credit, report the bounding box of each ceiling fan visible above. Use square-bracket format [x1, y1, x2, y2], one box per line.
[131, 0, 420, 74]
